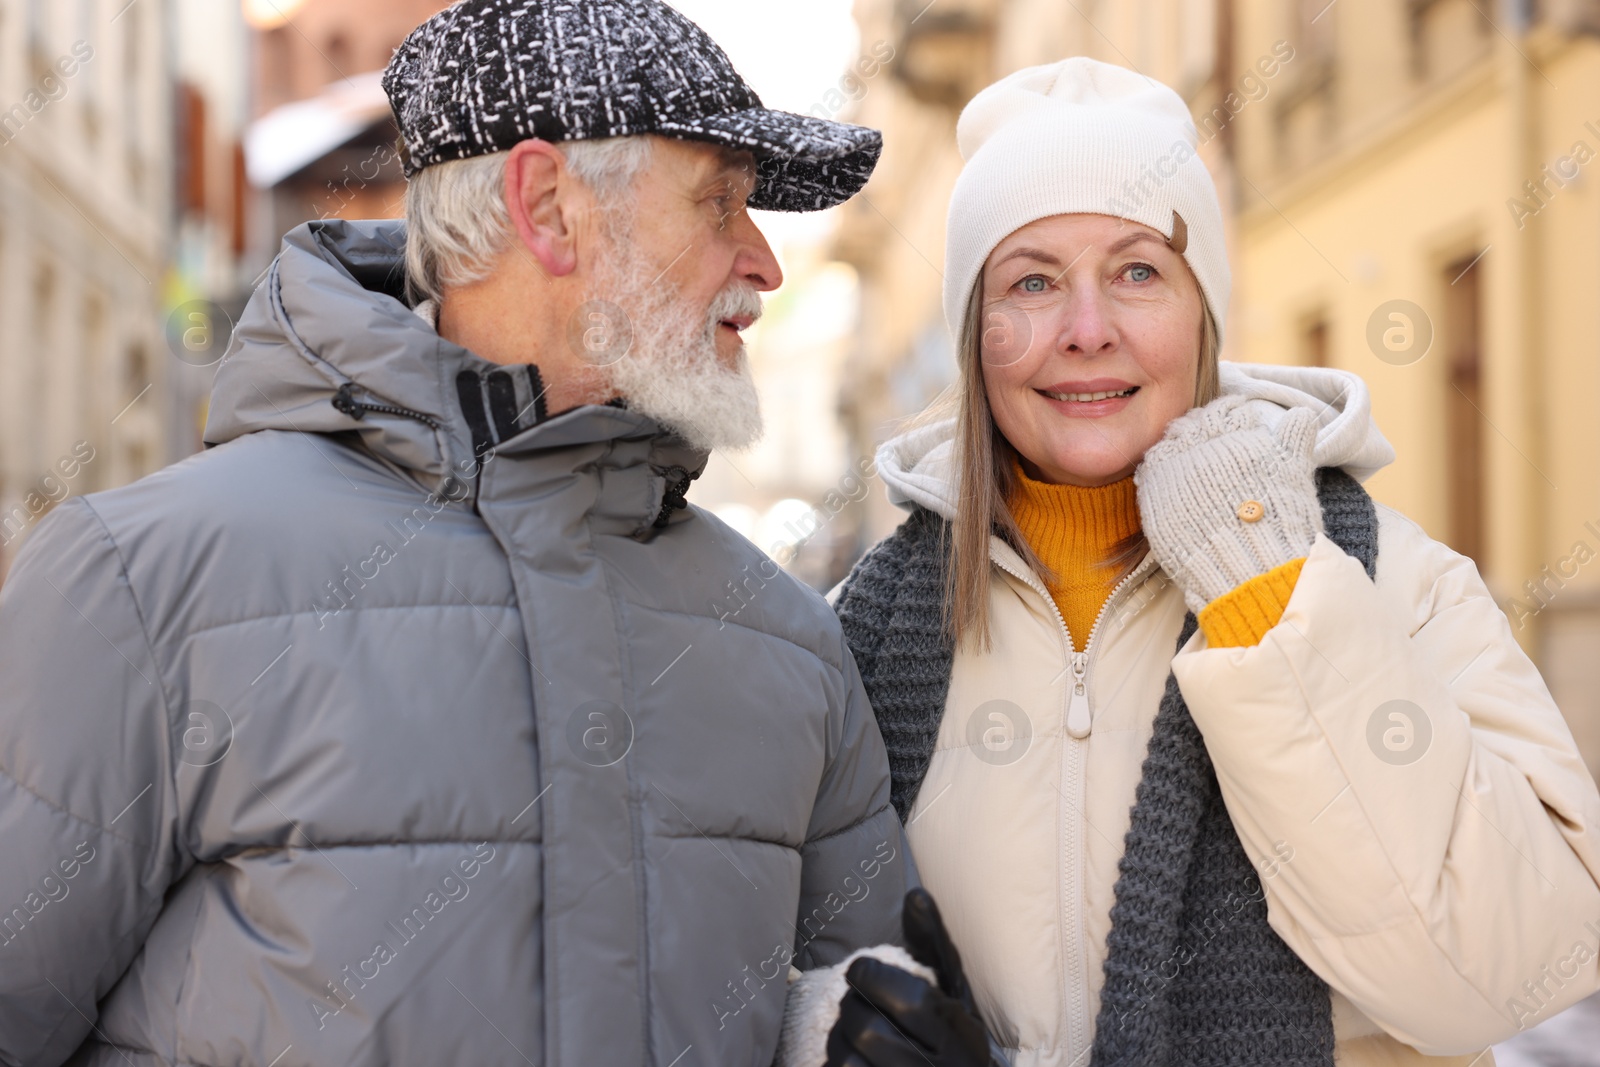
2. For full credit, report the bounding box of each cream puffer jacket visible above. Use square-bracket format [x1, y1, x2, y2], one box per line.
[844, 362, 1600, 1067]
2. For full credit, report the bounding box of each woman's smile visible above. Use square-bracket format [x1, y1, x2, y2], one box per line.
[1035, 379, 1141, 417]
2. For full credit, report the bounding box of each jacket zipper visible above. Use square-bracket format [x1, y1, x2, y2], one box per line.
[991, 548, 1160, 738]
[1067, 555, 1159, 737]
[989, 542, 1160, 1060]
[331, 381, 442, 431]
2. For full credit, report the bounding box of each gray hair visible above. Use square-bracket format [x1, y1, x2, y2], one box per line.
[402, 136, 654, 305]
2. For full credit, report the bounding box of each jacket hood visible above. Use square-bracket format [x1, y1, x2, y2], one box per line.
[205, 218, 709, 503]
[877, 361, 1397, 521]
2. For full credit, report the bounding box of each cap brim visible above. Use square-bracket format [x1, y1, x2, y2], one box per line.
[654, 107, 882, 212]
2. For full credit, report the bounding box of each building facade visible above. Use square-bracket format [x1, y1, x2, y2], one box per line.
[0, 0, 454, 584]
[0, 0, 177, 580]
[244, 0, 454, 254]
[1226, 0, 1600, 771]
[170, 0, 255, 470]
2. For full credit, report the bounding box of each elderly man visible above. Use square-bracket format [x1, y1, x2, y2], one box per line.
[0, 1, 911, 1064]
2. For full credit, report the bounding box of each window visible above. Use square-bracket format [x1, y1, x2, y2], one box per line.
[1408, 0, 1492, 81]
[1297, 0, 1338, 64]
[260, 27, 294, 111]
[1301, 313, 1331, 367]
[325, 32, 352, 83]
[78, 0, 99, 144]
[231, 140, 249, 255]
[33, 263, 55, 346]
[122, 1, 141, 191]
[1274, 0, 1338, 167]
[125, 341, 149, 397]
[1441, 249, 1486, 565]
[83, 294, 106, 492]
[25, 0, 44, 48]
[29, 262, 56, 466]
[176, 82, 208, 217]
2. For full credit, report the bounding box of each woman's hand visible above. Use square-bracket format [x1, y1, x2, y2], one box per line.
[1134, 395, 1324, 615]
[824, 889, 998, 1067]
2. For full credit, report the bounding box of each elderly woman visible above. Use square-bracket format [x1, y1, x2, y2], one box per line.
[782, 57, 1600, 1067]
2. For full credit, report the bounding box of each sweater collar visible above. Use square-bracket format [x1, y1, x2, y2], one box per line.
[1006, 460, 1142, 558]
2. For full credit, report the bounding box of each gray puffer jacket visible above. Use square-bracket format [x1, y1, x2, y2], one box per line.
[0, 219, 909, 1067]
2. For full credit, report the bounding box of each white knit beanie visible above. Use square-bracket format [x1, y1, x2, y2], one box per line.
[943, 57, 1230, 343]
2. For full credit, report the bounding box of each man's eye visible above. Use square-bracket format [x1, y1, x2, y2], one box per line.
[711, 194, 743, 227]
[1124, 263, 1156, 283]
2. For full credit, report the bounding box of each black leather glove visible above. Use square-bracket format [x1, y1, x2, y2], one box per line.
[823, 888, 998, 1067]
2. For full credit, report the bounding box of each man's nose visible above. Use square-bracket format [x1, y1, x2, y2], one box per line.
[731, 212, 784, 292]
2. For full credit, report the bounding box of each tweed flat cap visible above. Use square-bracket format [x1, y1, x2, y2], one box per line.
[383, 0, 884, 212]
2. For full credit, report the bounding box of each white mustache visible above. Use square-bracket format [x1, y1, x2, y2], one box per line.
[706, 283, 764, 331]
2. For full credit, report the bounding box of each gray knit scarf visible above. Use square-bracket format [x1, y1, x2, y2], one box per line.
[833, 467, 1378, 1067]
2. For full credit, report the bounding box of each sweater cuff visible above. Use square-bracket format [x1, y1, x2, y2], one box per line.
[1198, 557, 1307, 648]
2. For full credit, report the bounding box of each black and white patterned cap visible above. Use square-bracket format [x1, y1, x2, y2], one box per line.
[383, 0, 883, 212]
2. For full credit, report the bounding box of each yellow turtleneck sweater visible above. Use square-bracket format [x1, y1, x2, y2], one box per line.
[1006, 459, 1306, 651]
[1007, 462, 1143, 653]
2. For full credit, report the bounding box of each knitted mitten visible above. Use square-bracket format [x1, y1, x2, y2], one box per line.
[775, 945, 937, 1067]
[1133, 395, 1323, 615]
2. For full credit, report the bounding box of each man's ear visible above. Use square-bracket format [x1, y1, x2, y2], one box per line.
[504, 139, 579, 277]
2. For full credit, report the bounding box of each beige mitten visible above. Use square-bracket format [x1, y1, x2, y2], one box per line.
[1133, 395, 1323, 615]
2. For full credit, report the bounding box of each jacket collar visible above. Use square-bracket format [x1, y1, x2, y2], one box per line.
[205, 219, 709, 529]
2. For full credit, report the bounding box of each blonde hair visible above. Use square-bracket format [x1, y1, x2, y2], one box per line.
[937, 275, 1221, 653]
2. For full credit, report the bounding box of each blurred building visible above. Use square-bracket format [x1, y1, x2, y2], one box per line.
[834, 0, 1600, 775]
[0, 0, 256, 583]
[169, 0, 255, 463]
[243, 0, 454, 255]
[0, 0, 177, 580]
[1226, 0, 1600, 771]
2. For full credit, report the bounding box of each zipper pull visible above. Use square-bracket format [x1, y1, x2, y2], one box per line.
[1066, 651, 1092, 739]
[331, 382, 367, 420]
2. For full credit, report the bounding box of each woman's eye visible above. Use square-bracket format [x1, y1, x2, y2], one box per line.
[1124, 263, 1156, 283]
[1018, 276, 1049, 294]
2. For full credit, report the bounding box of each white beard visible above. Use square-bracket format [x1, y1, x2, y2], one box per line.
[586, 226, 766, 453]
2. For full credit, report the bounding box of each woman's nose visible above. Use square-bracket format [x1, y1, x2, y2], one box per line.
[1054, 286, 1117, 356]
